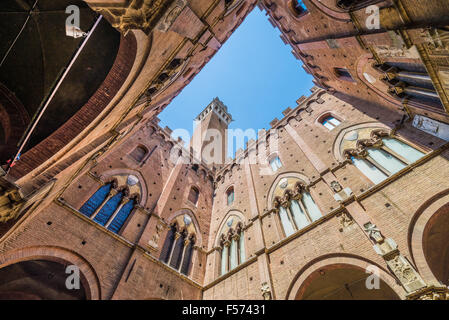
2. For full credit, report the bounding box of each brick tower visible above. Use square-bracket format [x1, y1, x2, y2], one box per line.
[191, 97, 232, 166]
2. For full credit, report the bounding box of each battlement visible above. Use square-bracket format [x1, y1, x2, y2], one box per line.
[194, 97, 233, 125]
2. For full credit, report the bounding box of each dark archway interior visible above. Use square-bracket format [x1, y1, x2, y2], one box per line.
[0, 0, 120, 159]
[0, 122, 4, 144]
[0, 259, 87, 300]
[423, 202, 449, 286]
[298, 265, 400, 300]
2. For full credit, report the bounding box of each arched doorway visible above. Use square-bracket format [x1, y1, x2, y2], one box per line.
[296, 264, 400, 300]
[422, 202, 449, 286]
[0, 260, 87, 300]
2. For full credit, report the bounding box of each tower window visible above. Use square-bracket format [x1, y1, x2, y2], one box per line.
[334, 68, 355, 82]
[226, 187, 235, 206]
[130, 146, 148, 162]
[289, 0, 308, 17]
[188, 187, 200, 205]
[320, 116, 341, 130]
[269, 155, 283, 172]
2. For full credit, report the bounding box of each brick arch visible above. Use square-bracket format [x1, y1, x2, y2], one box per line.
[8, 32, 139, 179]
[266, 171, 312, 209]
[408, 189, 449, 286]
[355, 53, 403, 109]
[0, 246, 101, 300]
[331, 122, 391, 162]
[286, 254, 405, 300]
[99, 168, 149, 207]
[165, 208, 203, 247]
[214, 210, 247, 247]
[302, 0, 351, 21]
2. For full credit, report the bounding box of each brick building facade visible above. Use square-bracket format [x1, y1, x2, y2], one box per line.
[0, 0, 448, 300]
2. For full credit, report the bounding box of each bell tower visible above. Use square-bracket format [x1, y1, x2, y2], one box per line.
[191, 97, 232, 166]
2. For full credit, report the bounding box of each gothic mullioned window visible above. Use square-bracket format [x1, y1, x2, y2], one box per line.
[374, 63, 443, 111]
[272, 179, 322, 237]
[79, 175, 141, 234]
[218, 216, 245, 276]
[160, 214, 197, 277]
[342, 129, 425, 184]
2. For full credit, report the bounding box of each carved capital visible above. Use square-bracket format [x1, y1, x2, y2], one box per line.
[261, 282, 272, 300]
[0, 178, 25, 223]
[86, 0, 176, 35]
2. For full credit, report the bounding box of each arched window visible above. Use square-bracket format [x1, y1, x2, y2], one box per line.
[320, 116, 341, 130]
[107, 197, 136, 233]
[269, 155, 283, 172]
[334, 67, 355, 82]
[226, 187, 234, 206]
[79, 181, 137, 234]
[160, 214, 197, 277]
[343, 130, 425, 184]
[289, 0, 308, 17]
[80, 183, 112, 217]
[374, 62, 443, 110]
[130, 145, 147, 162]
[219, 221, 245, 276]
[188, 187, 199, 205]
[274, 182, 322, 237]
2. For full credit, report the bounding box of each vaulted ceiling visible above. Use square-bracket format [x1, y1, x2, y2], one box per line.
[0, 0, 120, 152]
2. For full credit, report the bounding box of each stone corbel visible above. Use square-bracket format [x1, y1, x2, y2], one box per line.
[363, 222, 427, 293]
[261, 282, 272, 300]
[0, 177, 25, 223]
[86, 0, 177, 35]
[156, 0, 205, 40]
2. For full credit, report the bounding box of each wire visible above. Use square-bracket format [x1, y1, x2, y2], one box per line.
[5, 14, 103, 173]
[0, 0, 39, 68]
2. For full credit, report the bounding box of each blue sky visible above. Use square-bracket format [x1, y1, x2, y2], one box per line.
[158, 7, 314, 157]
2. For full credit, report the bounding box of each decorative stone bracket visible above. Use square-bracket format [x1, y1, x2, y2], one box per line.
[261, 282, 272, 300]
[0, 171, 25, 223]
[86, 0, 177, 35]
[363, 222, 427, 293]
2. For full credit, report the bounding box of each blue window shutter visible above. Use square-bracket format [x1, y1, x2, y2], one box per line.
[93, 192, 123, 226]
[108, 199, 135, 233]
[80, 184, 111, 217]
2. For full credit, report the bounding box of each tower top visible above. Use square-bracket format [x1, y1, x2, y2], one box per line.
[194, 97, 233, 125]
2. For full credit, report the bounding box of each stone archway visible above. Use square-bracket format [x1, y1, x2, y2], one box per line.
[296, 263, 400, 300]
[422, 202, 449, 286]
[0, 259, 87, 300]
[287, 256, 405, 300]
[0, 246, 101, 300]
[409, 191, 449, 287]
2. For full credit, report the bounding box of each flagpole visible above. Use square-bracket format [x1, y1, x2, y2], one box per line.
[5, 15, 103, 174]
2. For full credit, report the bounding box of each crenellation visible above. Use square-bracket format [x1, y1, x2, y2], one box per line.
[0, 0, 448, 301]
